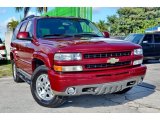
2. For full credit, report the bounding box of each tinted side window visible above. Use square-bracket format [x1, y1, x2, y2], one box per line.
[154, 34, 160, 43]
[20, 22, 28, 32]
[12, 23, 22, 40]
[26, 21, 33, 37]
[143, 34, 153, 43]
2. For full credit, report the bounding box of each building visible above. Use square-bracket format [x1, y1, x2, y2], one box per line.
[43, 7, 92, 21]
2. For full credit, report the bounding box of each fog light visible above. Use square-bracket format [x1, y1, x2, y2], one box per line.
[67, 87, 76, 95]
[133, 59, 143, 65]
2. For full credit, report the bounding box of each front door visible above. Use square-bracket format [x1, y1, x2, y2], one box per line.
[153, 34, 160, 58]
[141, 34, 155, 58]
[16, 21, 34, 74]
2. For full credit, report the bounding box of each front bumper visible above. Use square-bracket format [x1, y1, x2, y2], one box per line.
[0, 54, 7, 60]
[53, 76, 144, 96]
[48, 65, 147, 96]
[0, 50, 7, 60]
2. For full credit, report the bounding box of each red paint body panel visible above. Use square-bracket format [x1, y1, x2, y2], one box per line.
[0, 45, 5, 50]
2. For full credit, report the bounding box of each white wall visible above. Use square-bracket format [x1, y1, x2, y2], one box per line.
[5, 31, 13, 60]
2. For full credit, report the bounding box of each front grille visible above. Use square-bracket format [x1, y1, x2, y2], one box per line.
[84, 51, 131, 59]
[85, 61, 131, 69]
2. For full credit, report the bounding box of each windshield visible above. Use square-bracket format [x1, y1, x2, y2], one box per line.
[36, 18, 103, 38]
[124, 34, 144, 44]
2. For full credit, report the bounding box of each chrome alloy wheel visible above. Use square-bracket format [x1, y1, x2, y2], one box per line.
[13, 63, 16, 79]
[36, 74, 54, 101]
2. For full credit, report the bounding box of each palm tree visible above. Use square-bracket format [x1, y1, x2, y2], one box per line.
[36, 7, 48, 13]
[15, 7, 48, 18]
[15, 7, 31, 18]
[96, 20, 108, 32]
[7, 19, 19, 31]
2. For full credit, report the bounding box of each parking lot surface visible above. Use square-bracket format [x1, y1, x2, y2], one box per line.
[0, 61, 160, 113]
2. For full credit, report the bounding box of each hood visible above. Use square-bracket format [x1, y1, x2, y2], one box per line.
[38, 37, 141, 53]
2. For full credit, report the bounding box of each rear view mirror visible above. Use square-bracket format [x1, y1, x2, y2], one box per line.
[17, 32, 32, 40]
[142, 41, 148, 44]
[103, 31, 110, 38]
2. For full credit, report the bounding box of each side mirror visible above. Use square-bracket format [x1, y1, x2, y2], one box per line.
[142, 41, 148, 44]
[17, 32, 32, 40]
[103, 31, 110, 38]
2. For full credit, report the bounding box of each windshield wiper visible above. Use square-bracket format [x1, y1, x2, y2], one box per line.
[74, 33, 101, 37]
[43, 34, 73, 38]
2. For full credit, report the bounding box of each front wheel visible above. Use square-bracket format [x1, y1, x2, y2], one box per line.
[30, 65, 66, 108]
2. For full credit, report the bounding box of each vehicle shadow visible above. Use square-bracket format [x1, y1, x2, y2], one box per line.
[61, 82, 155, 108]
[0, 60, 10, 66]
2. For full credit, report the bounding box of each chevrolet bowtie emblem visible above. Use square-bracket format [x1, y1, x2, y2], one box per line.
[107, 58, 119, 64]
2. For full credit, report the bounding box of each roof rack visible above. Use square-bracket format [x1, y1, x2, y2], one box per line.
[21, 15, 39, 22]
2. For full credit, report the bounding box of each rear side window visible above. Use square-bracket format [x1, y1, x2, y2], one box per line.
[154, 34, 160, 43]
[143, 34, 153, 43]
[20, 22, 28, 32]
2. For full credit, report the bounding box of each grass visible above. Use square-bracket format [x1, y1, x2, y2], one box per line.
[0, 61, 12, 78]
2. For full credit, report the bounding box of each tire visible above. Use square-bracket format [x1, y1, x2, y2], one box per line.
[11, 60, 24, 83]
[30, 65, 66, 108]
[114, 87, 132, 94]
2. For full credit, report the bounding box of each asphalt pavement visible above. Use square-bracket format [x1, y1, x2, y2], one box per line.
[0, 60, 160, 113]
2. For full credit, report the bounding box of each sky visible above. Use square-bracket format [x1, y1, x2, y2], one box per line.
[0, 7, 118, 40]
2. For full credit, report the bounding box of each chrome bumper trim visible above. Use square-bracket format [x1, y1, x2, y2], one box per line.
[52, 76, 144, 96]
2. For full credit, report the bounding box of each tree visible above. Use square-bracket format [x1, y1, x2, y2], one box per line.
[7, 19, 19, 31]
[96, 20, 108, 32]
[106, 7, 160, 36]
[15, 7, 48, 18]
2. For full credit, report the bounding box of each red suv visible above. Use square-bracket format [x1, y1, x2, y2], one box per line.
[0, 38, 7, 60]
[10, 15, 147, 107]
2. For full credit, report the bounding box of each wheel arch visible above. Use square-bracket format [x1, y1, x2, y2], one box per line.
[32, 52, 52, 72]
[10, 52, 14, 60]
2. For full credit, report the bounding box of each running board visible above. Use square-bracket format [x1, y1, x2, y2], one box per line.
[17, 68, 32, 84]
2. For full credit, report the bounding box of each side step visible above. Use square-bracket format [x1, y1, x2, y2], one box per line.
[17, 68, 32, 84]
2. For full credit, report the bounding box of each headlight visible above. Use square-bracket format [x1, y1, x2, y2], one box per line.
[0, 50, 6, 54]
[54, 53, 82, 61]
[133, 59, 143, 65]
[54, 65, 83, 72]
[134, 49, 143, 55]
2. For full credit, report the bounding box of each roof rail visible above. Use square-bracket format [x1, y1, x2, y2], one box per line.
[21, 15, 39, 22]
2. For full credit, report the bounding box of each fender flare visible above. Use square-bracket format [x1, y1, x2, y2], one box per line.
[32, 52, 52, 69]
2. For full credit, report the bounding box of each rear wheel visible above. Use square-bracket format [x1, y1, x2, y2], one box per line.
[30, 65, 66, 108]
[114, 87, 132, 94]
[11, 60, 24, 83]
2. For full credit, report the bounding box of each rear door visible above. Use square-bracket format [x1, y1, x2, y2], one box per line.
[153, 34, 160, 57]
[140, 34, 155, 57]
